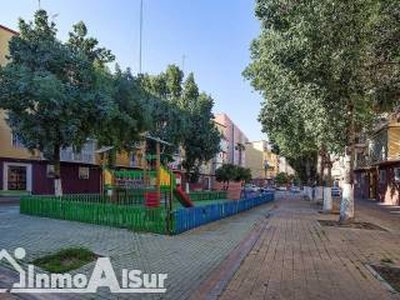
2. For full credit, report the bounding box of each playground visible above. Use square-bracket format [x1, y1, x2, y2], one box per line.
[19, 138, 274, 235]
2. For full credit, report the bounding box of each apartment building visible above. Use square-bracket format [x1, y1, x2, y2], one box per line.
[354, 114, 400, 205]
[246, 140, 280, 185]
[214, 113, 249, 167]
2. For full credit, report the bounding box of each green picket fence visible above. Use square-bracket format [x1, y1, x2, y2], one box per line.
[20, 196, 168, 234]
[20, 192, 273, 235]
[189, 191, 228, 201]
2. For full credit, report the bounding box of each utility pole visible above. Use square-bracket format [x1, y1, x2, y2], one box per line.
[38, 0, 41, 9]
[139, 0, 144, 73]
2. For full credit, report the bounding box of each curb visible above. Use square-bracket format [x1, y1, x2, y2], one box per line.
[189, 213, 270, 300]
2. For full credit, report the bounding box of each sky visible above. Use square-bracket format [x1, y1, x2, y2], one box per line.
[1, 0, 266, 141]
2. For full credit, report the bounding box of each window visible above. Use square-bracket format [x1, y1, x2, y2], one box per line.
[7, 166, 27, 190]
[130, 152, 137, 167]
[46, 165, 55, 178]
[379, 169, 386, 184]
[11, 134, 24, 148]
[78, 167, 90, 180]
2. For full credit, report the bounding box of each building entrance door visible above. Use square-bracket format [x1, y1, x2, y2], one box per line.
[369, 171, 377, 200]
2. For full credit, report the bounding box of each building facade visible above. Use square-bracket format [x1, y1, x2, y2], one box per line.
[354, 116, 400, 205]
[192, 114, 250, 191]
[245, 140, 280, 185]
[214, 113, 249, 167]
[194, 119, 229, 191]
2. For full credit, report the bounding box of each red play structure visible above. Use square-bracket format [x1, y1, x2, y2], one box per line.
[174, 185, 194, 207]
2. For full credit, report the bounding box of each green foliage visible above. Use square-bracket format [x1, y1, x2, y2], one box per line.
[245, 0, 400, 181]
[138, 69, 188, 157]
[0, 10, 114, 193]
[68, 21, 115, 65]
[140, 68, 221, 182]
[286, 152, 318, 185]
[275, 172, 289, 186]
[32, 247, 96, 273]
[0, 11, 222, 192]
[180, 74, 221, 182]
[215, 164, 236, 182]
[96, 66, 151, 153]
[235, 166, 252, 183]
[215, 164, 252, 183]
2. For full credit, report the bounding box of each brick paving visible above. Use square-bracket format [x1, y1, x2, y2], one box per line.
[0, 200, 275, 300]
[2, 193, 400, 300]
[219, 193, 400, 300]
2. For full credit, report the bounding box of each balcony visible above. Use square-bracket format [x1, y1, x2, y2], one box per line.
[60, 142, 96, 165]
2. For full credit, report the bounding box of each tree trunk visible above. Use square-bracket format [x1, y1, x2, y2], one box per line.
[319, 149, 325, 186]
[305, 158, 311, 185]
[315, 150, 324, 202]
[323, 153, 333, 213]
[53, 145, 63, 197]
[339, 105, 355, 224]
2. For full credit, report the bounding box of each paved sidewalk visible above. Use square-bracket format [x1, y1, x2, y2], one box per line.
[0, 201, 275, 300]
[0, 197, 19, 207]
[219, 194, 400, 300]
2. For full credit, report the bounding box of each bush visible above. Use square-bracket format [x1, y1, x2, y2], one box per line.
[275, 172, 289, 185]
[215, 164, 252, 183]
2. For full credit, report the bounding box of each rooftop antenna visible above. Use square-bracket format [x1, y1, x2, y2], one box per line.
[139, 0, 144, 73]
[38, 0, 41, 9]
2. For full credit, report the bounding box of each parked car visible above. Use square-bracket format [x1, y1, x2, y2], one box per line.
[276, 186, 287, 191]
[331, 187, 341, 197]
[245, 184, 260, 193]
[290, 186, 301, 193]
[263, 186, 276, 192]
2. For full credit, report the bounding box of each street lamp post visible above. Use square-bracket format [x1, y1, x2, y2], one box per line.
[139, 0, 144, 73]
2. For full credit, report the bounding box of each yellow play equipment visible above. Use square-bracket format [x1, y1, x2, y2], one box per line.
[104, 165, 175, 189]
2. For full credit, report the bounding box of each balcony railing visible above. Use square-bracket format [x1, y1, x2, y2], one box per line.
[60, 142, 96, 165]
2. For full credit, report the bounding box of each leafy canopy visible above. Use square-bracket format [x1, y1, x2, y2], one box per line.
[0, 10, 114, 160]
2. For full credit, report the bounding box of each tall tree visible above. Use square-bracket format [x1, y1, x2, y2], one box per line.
[246, 0, 399, 222]
[139, 68, 221, 179]
[138, 69, 187, 156]
[96, 66, 151, 160]
[179, 74, 221, 182]
[0, 10, 114, 195]
[165, 64, 184, 102]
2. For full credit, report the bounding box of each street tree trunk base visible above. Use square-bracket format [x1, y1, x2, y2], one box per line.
[322, 187, 332, 213]
[303, 186, 311, 200]
[339, 183, 354, 224]
[338, 216, 355, 225]
[54, 178, 63, 197]
[314, 186, 323, 203]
